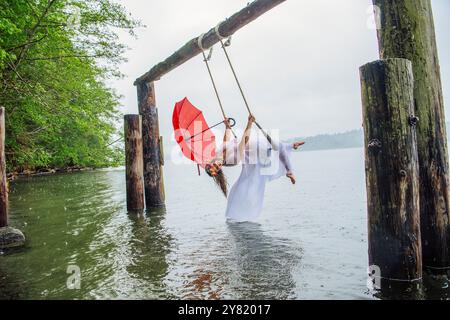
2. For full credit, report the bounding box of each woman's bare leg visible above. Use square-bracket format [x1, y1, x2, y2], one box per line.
[277, 142, 296, 185]
[282, 141, 304, 184]
[286, 171, 296, 184]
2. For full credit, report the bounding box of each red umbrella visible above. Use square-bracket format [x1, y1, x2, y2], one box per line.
[172, 98, 217, 168]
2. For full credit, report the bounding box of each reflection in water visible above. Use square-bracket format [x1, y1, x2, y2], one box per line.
[226, 222, 302, 300]
[372, 274, 450, 300]
[422, 274, 450, 300]
[182, 269, 223, 300]
[0, 171, 125, 299]
[126, 207, 174, 298]
[0, 263, 26, 299]
[174, 222, 302, 300]
[373, 281, 424, 300]
[0, 170, 176, 299]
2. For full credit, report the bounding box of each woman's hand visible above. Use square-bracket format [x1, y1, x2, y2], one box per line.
[224, 118, 232, 129]
[246, 114, 256, 129]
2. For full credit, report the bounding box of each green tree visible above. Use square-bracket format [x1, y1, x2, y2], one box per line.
[0, 0, 141, 172]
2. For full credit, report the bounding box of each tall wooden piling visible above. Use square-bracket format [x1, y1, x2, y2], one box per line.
[0, 107, 25, 248]
[137, 82, 165, 207]
[125, 114, 145, 212]
[360, 59, 422, 285]
[373, 0, 450, 273]
[0, 107, 8, 227]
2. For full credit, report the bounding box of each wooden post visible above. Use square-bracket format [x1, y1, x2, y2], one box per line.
[360, 59, 422, 286]
[373, 0, 450, 273]
[137, 82, 165, 207]
[0, 107, 25, 248]
[0, 107, 8, 227]
[124, 114, 145, 212]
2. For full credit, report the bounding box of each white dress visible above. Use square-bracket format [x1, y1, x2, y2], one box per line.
[223, 135, 294, 222]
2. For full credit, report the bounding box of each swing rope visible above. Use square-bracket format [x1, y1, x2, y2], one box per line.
[215, 24, 274, 147]
[197, 34, 237, 139]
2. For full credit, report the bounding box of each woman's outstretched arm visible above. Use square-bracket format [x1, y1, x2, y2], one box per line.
[221, 118, 235, 165]
[238, 115, 255, 159]
[222, 118, 233, 144]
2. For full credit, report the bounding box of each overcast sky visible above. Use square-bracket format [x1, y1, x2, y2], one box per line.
[112, 0, 450, 140]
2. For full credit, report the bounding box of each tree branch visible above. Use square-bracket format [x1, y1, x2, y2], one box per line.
[6, 31, 49, 52]
[13, 0, 59, 69]
[24, 54, 104, 61]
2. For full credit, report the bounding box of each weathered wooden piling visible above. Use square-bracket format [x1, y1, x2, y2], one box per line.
[124, 114, 145, 212]
[137, 82, 165, 207]
[373, 0, 450, 273]
[0, 107, 8, 228]
[360, 59, 422, 284]
[0, 107, 25, 248]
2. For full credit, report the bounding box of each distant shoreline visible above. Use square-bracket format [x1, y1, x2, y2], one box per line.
[287, 129, 364, 152]
[8, 127, 448, 180]
[7, 167, 95, 181]
[295, 145, 363, 153]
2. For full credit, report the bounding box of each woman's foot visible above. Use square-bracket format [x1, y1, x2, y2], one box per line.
[286, 172, 296, 185]
[293, 141, 305, 150]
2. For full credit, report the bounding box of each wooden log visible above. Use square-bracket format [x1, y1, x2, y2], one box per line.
[360, 59, 422, 285]
[137, 82, 165, 207]
[0, 107, 7, 227]
[124, 114, 145, 212]
[134, 0, 287, 85]
[373, 0, 450, 273]
[0, 107, 26, 249]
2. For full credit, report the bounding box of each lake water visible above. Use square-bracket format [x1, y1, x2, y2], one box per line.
[1, 148, 449, 299]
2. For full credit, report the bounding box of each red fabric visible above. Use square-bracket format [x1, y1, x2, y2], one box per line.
[172, 97, 216, 167]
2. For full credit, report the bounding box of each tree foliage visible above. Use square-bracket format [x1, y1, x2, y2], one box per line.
[0, 0, 141, 172]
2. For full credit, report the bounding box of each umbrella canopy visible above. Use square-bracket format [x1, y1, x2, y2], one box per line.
[172, 97, 217, 167]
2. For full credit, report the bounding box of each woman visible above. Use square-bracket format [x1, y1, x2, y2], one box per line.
[205, 115, 304, 222]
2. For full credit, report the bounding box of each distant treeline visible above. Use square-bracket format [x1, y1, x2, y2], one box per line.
[292, 123, 450, 152]
[0, 0, 141, 173]
[289, 129, 364, 152]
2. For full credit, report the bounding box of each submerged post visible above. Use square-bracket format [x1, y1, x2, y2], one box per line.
[0, 107, 25, 248]
[124, 114, 145, 212]
[137, 82, 165, 207]
[360, 59, 422, 289]
[0, 107, 8, 228]
[374, 0, 450, 274]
